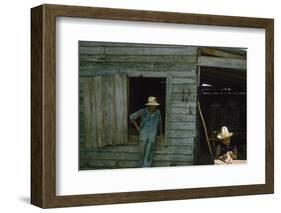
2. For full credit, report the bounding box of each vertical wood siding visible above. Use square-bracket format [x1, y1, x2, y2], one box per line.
[79, 41, 198, 169]
[81, 74, 128, 148]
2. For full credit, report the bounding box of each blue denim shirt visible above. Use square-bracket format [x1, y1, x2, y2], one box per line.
[130, 108, 162, 140]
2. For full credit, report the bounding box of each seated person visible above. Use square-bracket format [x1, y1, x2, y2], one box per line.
[215, 126, 238, 163]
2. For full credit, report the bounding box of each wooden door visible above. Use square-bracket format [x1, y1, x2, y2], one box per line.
[81, 73, 128, 148]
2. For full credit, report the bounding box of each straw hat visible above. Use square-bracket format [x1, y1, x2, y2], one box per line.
[145, 96, 160, 106]
[217, 126, 233, 139]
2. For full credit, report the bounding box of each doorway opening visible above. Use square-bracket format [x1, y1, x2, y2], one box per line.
[128, 77, 166, 138]
[197, 66, 247, 164]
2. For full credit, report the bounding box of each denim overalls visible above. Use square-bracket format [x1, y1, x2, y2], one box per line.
[130, 108, 161, 167]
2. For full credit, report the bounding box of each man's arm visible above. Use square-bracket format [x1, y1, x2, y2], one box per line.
[129, 109, 144, 133]
[132, 120, 141, 133]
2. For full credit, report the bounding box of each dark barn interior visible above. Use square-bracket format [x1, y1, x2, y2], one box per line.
[128, 77, 166, 135]
[197, 48, 247, 164]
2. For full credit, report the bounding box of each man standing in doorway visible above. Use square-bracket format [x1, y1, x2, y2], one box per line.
[130, 96, 163, 167]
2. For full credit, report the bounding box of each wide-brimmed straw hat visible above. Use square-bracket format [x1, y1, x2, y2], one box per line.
[145, 96, 160, 106]
[217, 126, 233, 139]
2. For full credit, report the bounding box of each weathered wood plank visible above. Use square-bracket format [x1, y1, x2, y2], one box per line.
[154, 153, 193, 162]
[80, 144, 193, 155]
[82, 77, 97, 148]
[102, 75, 115, 145]
[171, 84, 197, 93]
[81, 76, 106, 148]
[172, 77, 197, 84]
[171, 107, 196, 115]
[171, 70, 197, 77]
[104, 47, 198, 55]
[170, 122, 196, 130]
[80, 46, 197, 56]
[84, 77, 110, 148]
[201, 47, 245, 59]
[79, 41, 195, 49]
[81, 159, 194, 169]
[170, 114, 196, 122]
[171, 101, 196, 108]
[126, 135, 194, 146]
[117, 161, 139, 168]
[170, 129, 196, 138]
[216, 47, 247, 56]
[128, 70, 197, 78]
[127, 135, 172, 145]
[171, 92, 197, 101]
[156, 146, 193, 155]
[168, 137, 195, 145]
[79, 41, 158, 47]
[127, 71, 167, 78]
[114, 74, 128, 145]
[84, 151, 193, 162]
[165, 75, 173, 144]
[79, 41, 156, 47]
[95, 76, 104, 147]
[79, 47, 105, 55]
[80, 62, 197, 72]
[86, 151, 139, 161]
[198, 56, 246, 70]
[80, 70, 196, 78]
[80, 55, 198, 63]
[84, 160, 139, 169]
[86, 160, 117, 168]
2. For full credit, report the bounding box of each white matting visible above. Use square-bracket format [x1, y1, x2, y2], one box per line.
[56, 17, 265, 195]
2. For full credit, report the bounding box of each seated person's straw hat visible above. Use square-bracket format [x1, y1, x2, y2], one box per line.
[217, 126, 233, 139]
[145, 96, 160, 106]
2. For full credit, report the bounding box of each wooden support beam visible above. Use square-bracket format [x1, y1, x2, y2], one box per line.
[80, 46, 198, 56]
[201, 47, 245, 59]
[198, 56, 246, 70]
[80, 61, 197, 73]
[80, 55, 198, 63]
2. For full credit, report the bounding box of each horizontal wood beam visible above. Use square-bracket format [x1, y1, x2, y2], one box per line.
[81, 150, 193, 162]
[201, 47, 245, 59]
[127, 70, 196, 78]
[170, 114, 196, 122]
[80, 144, 194, 155]
[80, 46, 198, 56]
[80, 55, 198, 63]
[198, 56, 246, 70]
[170, 129, 196, 138]
[172, 77, 197, 84]
[79, 41, 196, 49]
[80, 62, 197, 73]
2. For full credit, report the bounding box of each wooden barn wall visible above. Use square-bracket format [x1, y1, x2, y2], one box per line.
[79, 41, 198, 169]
